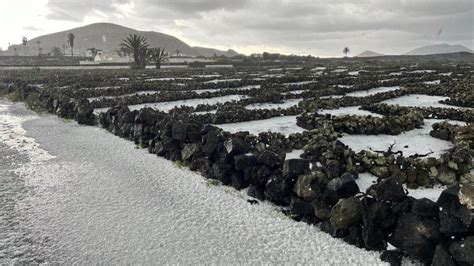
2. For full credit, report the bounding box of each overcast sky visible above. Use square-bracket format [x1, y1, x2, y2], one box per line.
[1, 0, 472, 57]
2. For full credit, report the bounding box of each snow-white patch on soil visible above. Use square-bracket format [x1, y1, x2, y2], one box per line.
[88, 91, 161, 101]
[356, 173, 445, 202]
[423, 80, 441, 85]
[268, 68, 283, 72]
[283, 81, 315, 86]
[94, 95, 248, 113]
[318, 106, 383, 117]
[408, 70, 436, 74]
[246, 99, 302, 110]
[332, 69, 348, 73]
[261, 74, 285, 78]
[348, 71, 360, 76]
[286, 149, 304, 160]
[320, 95, 344, 99]
[282, 90, 308, 95]
[345, 86, 400, 97]
[389, 72, 403, 76]
[335, 85, 353, 88]
[439, 72, 452, 76]
[204, 79, 242, 84]
[380, 78, 395, 82]
[193, 85, 261, 94]
[216, 116, 304, 136]
[192, 74, 221, 78]
[311, 67, 326, 71]
[339, 119, 462, 158]
[382, 94, 466, 109]
[145, 78, 175, 82]
[0, 101, 55, 164]
[228, 85, 261, 91]
[80, 86, 121, 91]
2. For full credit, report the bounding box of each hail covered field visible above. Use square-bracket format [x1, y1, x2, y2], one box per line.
[0, 60, 473, 264]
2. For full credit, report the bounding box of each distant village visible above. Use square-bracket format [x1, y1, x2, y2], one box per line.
[0, 42, 218, 65]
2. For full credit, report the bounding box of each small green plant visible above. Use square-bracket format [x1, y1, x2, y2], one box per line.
[173, 160, 187, 169]
[135, 143, 146, 149]
[0, 84, 7, 96]
[25, 92, 44, 112]
[7, 90, 23, 102]
[206, 179, 220, 187]
[282, 209, 299, 220]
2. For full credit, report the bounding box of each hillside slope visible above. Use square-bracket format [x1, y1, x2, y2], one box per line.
[404, 43, 472, 55]
[355, 50, 384, 57]
[27, 22, 237, 57]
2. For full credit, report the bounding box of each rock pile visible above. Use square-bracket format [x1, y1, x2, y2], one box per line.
[363, 103, 474, 123]
[296, 111, 424, 135]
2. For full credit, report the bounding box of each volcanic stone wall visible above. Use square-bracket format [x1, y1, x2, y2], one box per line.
[3, 77, 474, 266]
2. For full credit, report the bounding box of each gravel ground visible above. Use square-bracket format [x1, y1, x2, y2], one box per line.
[0, 99, 385, 264]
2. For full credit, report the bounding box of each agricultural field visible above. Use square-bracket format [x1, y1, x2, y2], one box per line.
[1, 58, 473, 264]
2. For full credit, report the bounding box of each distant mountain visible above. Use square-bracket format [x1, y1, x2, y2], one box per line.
[404, 43, 473, 56]
[26, 22, 238, 57]
[355, 50, 384, 57]
[192, 46, 239, 57]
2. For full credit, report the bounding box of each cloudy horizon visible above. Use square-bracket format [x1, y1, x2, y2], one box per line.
[1, 0, 473, 57]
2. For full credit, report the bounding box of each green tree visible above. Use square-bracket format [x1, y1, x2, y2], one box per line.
[22, 37, 27, 46]
[148, 47, 168, 69]
[120, 34, 149, 69]
[67, 33, 75, 57]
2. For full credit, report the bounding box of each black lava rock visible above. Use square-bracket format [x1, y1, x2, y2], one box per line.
[230, 172, 249, 190]
[432, 245, 455, 266]
[437, 186, 474, 235]
[411, 198, 439, 218]
[290, 196, 315, 217]
[367, 176, 406, 202]
[248, 184, 266, 201]
[322, 176, 360, 207]
[449, 236, 474, 266]
[389, 213, 441, 262]
[380, 250, 404, 266]
[258, 150, 282, 169]
[264, 175, 292, 205]
[282, 159, 310, 179]
[234, 154, 258, 171]
[171, 120, 188, 142]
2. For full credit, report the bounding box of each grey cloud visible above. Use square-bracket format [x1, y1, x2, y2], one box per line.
[143, 0, 250, 14]
[45, 0, 473, 56]
[23, 26, 42, 31]
[47, 0, 131, 21]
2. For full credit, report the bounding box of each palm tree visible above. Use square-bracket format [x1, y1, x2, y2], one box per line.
[343, 47, 350, 58]
[67, 33, 75, 57]
[148, 47, 169, 69]
[36, 41, 42, 56]
[120, 34, 149, 69]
